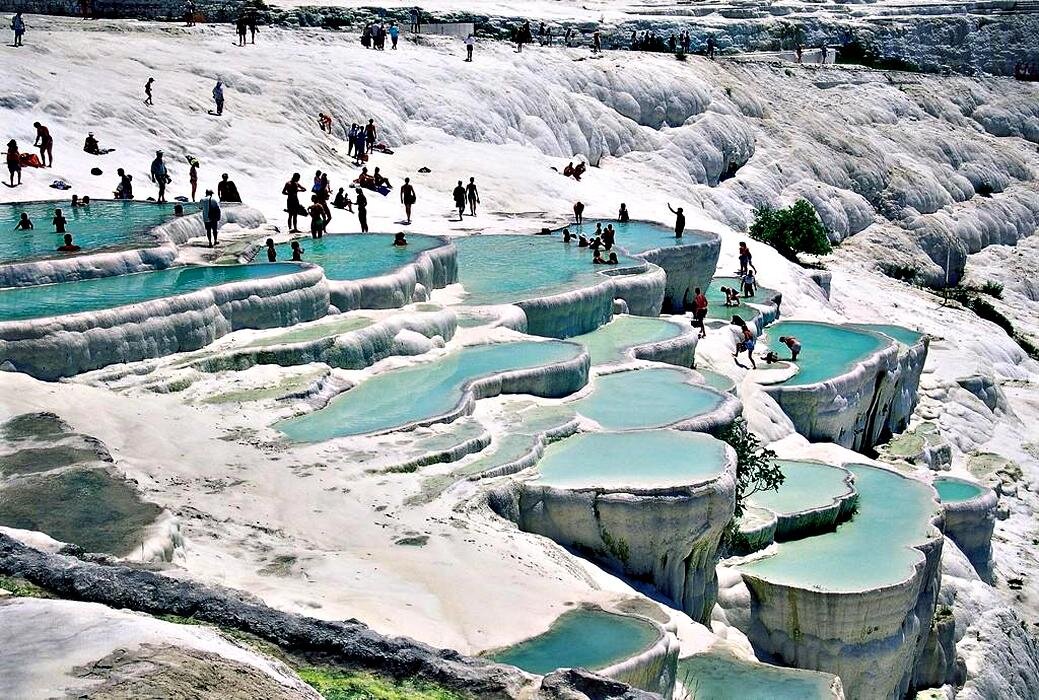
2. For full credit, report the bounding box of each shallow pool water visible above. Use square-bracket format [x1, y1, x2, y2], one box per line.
[0, 200, 175, 264]
[277, 340, 582, 442]
[748, 460, 852, 516]
[272, 233, 442, 280]
[573, 367, 727, 430]
[697, 369, 736, 394]
[677, 651, 836, 700]
[849, 323, 924, 347]
[454, 234, 643, 305]
[0, 263, 304, 322]
[934, 476, 986, 503]
[534, 431, 728, 489]
[570, 315, 684, 364]
[242, 316, 373, 348]
[766, 321, 889, 386]
[488, 608, 658, 675]
[706, 277, 779, 322]
[561, 220, 713, 255]
[739, 464, 938, 591]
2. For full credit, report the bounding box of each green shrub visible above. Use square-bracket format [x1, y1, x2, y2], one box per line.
[718, 418, 784, 519]
[880, 263, 919, 283]
[749, 200, 831, 263]
[980, 280, 1004, 299]
[298, 668, 461, 700]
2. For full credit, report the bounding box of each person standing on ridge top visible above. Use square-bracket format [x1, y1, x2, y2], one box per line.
[212, 80, 224, 115]
[283, 172, 306, 233]
[355, 188, 369, 232]
[667, 203, 685, 238]
[464, 32, 475, 62]
[452, 181, 466, 221]
[11, 12, 25, 47]
[150, 150, 169, 203]
[466, 177, 480, 216]
[33, 122, 53, 167]
[400, 177, 416, 224]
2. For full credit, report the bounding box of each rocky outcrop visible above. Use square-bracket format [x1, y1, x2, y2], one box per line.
[0, 265, 329, 380]
[0, 534, 656, 700]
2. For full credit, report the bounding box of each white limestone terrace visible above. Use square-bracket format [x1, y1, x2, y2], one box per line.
[0, 262, 329, 380]
[491, 430, 738, 624]
[933, 475, 999, 580]
[0, 13, 1037, 700]
[0, 203, 265, 288]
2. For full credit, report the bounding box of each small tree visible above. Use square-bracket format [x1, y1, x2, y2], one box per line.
[749, 200, 831, 263]
[718, 418, 784, 519]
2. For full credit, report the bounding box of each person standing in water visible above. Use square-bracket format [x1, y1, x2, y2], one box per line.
[144, 77, 155, 106]
[778, 336, 801, 361]
[452, 181, 466, 221]
[355, 188, 369, 232]
[400, 177, 416, 224]
[212, 80, 225, 115]
[150, 150, 169, 203]
[265, 238, 277, 262]
[56, 233, 81, 252]
[33, 122, 53, 167]
[283, 172, 306, 233]
[52, 208, 67, 233]
[667, 203, 685, 238]
[200, 189, 221, 246]
[573, 200, 584, 224]
[464, 32, 475, 61]
[290, 240, 304, 261]
[465, 177, 480, 216]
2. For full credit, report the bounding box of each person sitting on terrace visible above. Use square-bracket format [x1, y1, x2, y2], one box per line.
[56, 233, 81, 252]
[356, 167, 375, 188]
[333, 187, 352, 211]
[83, 132, 100, 155]
[393, 232, 408, 246]
[372, 167, 390, 189]
[562, 162, 575, 178]
[572, 161, 586, 181]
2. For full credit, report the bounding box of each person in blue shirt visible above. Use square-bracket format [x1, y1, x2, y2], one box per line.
[389, 23, 399, 49]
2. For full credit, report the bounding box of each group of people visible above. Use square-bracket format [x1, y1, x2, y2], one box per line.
[347, 120, 379, 161]
[361, 22, 399, 50]
[630, 29, 694, 55]
[12, 200, 95, 253]
[560, 216, 622, 266]
[562, 161, 587, 181]
[234, 12, 259, 46]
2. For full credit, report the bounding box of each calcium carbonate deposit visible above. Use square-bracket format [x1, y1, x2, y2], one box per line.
[0, 3, 1037, 699]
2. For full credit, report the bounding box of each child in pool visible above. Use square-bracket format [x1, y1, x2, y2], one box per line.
[393, 232, 408, 247]
[607, 252, 619, 264]
[14, 213, 33, 230]
[265, 238, 277, 262]
[290, 241, 304, 261]
[56, 233, 81, 252]
[592, 250, 607, 264]
[53, 208, 67, 234]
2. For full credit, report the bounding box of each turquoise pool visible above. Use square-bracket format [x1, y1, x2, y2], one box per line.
[747, 460, 852, 517]
[677, 651, 837, 700]
[706, 277, 780, 323]
[560, 220, 714, 255]
[934, 476, 987, 503]
[488, 608, 658, 675]
[534, 431, 729, 490]
[271, 233, 443, 280]
[277, 340, 583, 442]
[0, 200, 174, 263]
[0, 263, 304, 322]
[767, 321, 890, 387]
[570, 315, 684, 365]
[454, 235, 643, 305]
[574, 367, 727, 430]
[739, 464, 938, 591]
[849, 323, 924, 347]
